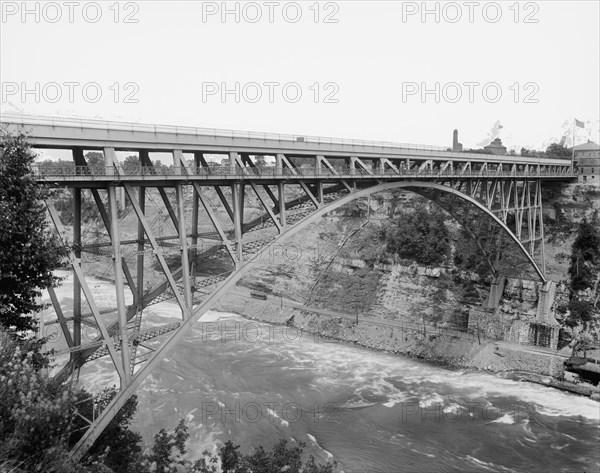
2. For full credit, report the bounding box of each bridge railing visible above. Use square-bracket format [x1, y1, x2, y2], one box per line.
[31, 164, 574, 180]
[2, 113, 575, 160]
[3, 113, 453, 152]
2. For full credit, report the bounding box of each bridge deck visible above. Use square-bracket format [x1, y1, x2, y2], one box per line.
[2, 113, 573, 169]
[33, 166, 575, 186]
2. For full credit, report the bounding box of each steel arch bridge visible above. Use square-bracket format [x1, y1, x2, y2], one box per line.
[0, 114, 575, 459]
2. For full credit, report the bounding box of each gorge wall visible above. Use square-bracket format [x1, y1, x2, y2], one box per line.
[212, 183, 599, 377]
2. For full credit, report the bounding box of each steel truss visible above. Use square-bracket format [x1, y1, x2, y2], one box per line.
[19, 135, 571, 461]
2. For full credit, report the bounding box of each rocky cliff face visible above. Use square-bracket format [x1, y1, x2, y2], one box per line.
[234, 183, 597, 351]
[543, 183, 600, 282]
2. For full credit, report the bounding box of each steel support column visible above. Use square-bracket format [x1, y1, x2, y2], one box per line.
[173, 151, 192, 312]
[46, 201, 126, 384]
[136, 186, 145, 305]
[72, 187, 82, 361]
[108, 184, 131, 385]
[104, 147, 132, 384]
[232, 182, 244, 267]
[190, 154, 201, 284]
[123, 185, 193, 320]
[176, 185, 192, 311]
[537, 180, 546, 275]
[137, 151, 148, 306]
[278, 182, 286, 228]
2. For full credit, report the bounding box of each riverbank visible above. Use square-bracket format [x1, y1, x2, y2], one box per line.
[214, 286, 600, 400]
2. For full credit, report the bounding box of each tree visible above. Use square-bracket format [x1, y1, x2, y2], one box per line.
[122, 154, 141, 174]
[254, 155, 267, 167]
[75, 389, 142, 472]
[0, 327, 143, 473]
[194, 439, 337, 473]
[382, 205, 451, 266]
[564, 299, 595, 329]
[562, 216, 600, 350]
[153, 159, 169, 172]
[545, 143, 571, 160]
[0, 129, 66, 333]
[0, 328, 83, 472]
[86, 151, 106, 174]
[569, 218, 600, 292]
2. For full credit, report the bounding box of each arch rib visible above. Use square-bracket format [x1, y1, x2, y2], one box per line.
[69, 179, 545, 460]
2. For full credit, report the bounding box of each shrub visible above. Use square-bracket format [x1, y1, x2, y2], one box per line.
[382, 205, 450, 266]
[0, 331, 81, 472]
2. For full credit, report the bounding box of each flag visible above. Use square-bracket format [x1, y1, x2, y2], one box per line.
[575, 119, 585, 128]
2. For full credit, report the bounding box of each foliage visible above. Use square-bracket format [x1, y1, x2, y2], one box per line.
[0, 129, 66, 333]
[545, 143, 571, 160]
[152, 159, 169, 172]
[562, 216, 600, 346]
[1, 325, 338, 473]
[568, 217, 600, 292]
[563, 299, 595, 329]
[0, 330, 82, 472]
[52, 189, 102, 226]
[197, 439, 336, 473]
[120, 425, 337, 473]
[122, 155, 141, 174]
[452, 224, 491, 277]
[462, 282, 480, 302]
[520, 143, 570, 159]
[461, 148, 487, 155]
[254, 155, 267, 167]
[75, 389, 142, 472]
[381, 205, 451, 266]
[85, 152, 105, 171]
[141, 418, 190, 472]
[520, 147, 543, 158]
[0, 328, 145, 473]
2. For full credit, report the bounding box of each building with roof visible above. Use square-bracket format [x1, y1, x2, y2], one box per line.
[483, 138, 507, 156]
[572, 141, 600, 185]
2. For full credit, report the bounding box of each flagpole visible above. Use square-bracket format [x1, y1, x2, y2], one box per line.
[572, 119, 576, 172]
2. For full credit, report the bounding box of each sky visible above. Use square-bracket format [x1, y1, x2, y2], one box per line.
[1, 0, 599, 152]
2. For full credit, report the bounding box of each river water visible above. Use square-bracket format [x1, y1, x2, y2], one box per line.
[87, 310, 597, 473]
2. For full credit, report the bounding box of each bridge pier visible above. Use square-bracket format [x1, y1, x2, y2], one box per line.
[486, 275, 507, 309]
[536, 281, 557, 323]
[487, 276, 557, 321]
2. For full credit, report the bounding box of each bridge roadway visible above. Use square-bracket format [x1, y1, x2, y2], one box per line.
[0, 114, 576, 460]
[32, 165, 570, 185]
[2, 113, 572, 183]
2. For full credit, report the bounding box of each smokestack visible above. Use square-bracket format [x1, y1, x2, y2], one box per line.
[452, 129, 462, 152]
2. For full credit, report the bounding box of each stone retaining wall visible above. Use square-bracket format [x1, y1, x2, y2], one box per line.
[213, 293, 566, 378]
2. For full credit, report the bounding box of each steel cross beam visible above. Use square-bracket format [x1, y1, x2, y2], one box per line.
[10, 116, 575, 461]
[46, 201, 127, 385]
[65, 175, 556, 460]
[123, 185, 193, 320]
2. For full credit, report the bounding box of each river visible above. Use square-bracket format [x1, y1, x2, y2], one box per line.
[76, 310, 599, 473]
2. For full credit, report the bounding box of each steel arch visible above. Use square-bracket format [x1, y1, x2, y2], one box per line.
[69, 178, 544, 459]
